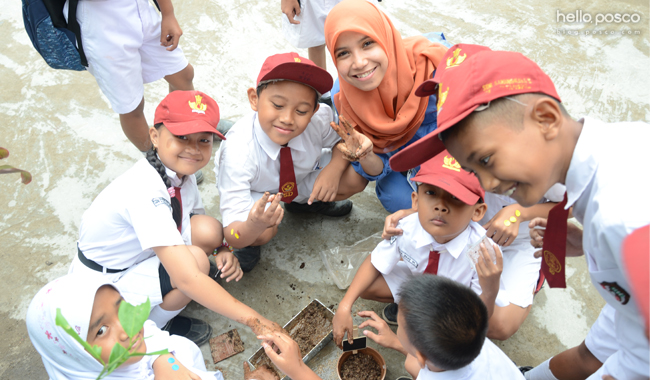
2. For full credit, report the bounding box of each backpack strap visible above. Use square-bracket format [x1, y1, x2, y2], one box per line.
[65, 0, 87, 67]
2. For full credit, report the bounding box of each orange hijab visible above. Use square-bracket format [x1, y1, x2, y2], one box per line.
[325, 0, 447, 153]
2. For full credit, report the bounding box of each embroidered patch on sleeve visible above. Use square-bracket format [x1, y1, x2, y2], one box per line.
[152, 197, 172, 211]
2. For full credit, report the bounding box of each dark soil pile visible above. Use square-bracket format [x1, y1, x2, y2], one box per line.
[340, 353, 382, 380]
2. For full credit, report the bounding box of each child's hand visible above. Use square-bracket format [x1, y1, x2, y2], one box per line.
[476, 242, 503, 295]
[153, 354, 201, 380]
[281, 0, 301, 24]
[382, 208, 416, 240]
[160, 13, 183, 51]
[483, 204, 522, 247]
[257, 332, 306, 379]
[249, 316, 286, 340]
[529, 217, 584, 258]
[357, 311, 400, 350]
[331, 115, 373, 162]
[249, 192, 284, 229]
[243, 362, 280, 380]
[214, 248, 243, 282]
[309, 165, 341, 205]
[332, 308, 354, 348]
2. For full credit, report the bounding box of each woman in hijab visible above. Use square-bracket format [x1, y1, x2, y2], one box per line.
[325, 0, 448, 212]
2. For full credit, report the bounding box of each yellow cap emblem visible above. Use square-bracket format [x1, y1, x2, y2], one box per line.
[446, 48, 467, 68]
[437, 85, 449, 113]
[189, 95, 207, 114]
[294, 57, 301, 63]
[442, 155, 461, 172]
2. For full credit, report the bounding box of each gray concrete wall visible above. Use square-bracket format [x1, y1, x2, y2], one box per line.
[1, 0, 648, 378]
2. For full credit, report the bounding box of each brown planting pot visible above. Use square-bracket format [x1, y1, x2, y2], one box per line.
[337, 346, 387, 380]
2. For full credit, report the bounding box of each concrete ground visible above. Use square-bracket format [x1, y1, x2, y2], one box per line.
[1, 0, 648, 378]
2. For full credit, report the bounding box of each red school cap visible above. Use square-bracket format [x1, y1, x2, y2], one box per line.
[154, 90, 225, 140]
[257, 52, 333, 95]
[411, 149, 485, 205]
[390, 44, 560, 172]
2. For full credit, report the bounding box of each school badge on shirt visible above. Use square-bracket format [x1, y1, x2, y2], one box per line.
[599, 281, 631, 305]
[152, 197, 172, 211]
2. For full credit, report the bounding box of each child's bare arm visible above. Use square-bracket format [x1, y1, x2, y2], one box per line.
[483, 202, 558, 247]
[153, 353, 201, 380]
[156, 0, 182, 51]
[308, 148, 350, 204]
[333, 255, 381, 347]
[476, 242, 503, 319]
[153, 245, 284, 337]
[225, 192, 284, 249]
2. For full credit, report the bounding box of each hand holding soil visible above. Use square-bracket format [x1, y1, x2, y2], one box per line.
[249, 192, 284, 229]
[332, 307, 354, 348]
[258, 332, 308, 379]
[248, 316, 287, 339]
[243, 362, 280, 380]
[331, 115, 373, 162]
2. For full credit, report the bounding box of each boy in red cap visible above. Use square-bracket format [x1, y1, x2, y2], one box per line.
[215, 52, 366, 272]
[333, 149, 507, 348]
[390, 44, 650, 380]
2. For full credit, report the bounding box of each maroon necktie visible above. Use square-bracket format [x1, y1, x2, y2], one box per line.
[174, 186, 182, 233]
[541, 193, 569, 288]
[279, 147, 298, 203]
[424, 250, 441, 275]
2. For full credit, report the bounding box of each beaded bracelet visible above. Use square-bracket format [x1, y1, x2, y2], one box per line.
[213, 240, 234, 256]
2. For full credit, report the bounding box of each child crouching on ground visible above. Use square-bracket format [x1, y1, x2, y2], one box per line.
[27, 274, 223, 380]
[333, 149, 508, 346]
[215, 52, 366, 272]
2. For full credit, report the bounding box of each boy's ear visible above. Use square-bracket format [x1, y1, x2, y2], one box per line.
[149, 127, 159, 149]
[414, 349, 428, 369]
[314, 102, 320, 114]
[247, 88, 259, 112]
[530, 97, 562, 141]
[471, 202, 488, 222]
[411, 191, 419, 212]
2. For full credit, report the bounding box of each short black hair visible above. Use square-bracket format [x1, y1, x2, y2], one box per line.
[256, 81, 320, 111]
[398, 274, 488, 370]
[439, 93, 568, 144]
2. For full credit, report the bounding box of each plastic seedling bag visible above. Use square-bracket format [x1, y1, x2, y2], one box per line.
[320, 232, 383, 289]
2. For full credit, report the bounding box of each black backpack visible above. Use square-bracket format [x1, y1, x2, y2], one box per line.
[22, 0, 87, 71]
[22, 0, 160, 71]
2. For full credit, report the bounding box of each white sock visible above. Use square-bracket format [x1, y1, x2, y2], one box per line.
[148, 305, 185, 328]
[525, 358, 559, 380]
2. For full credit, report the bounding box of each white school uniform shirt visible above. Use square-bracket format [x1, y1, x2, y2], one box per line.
[562, 117, 649, 380]
[215, 107, 339, 227]
[415, 339, 524, 380]
[371, 213, 509, 306]
[75, 158, 203, 270]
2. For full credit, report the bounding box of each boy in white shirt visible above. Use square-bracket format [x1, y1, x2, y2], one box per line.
[332, 149, 509, 347]
[215, 52, 365, 272]
[389, 43, 649, 380]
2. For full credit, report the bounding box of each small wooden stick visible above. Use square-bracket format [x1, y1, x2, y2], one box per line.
[352, 325, 358, 355]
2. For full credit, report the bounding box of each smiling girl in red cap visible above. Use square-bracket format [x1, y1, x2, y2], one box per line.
[69, 90, 283, 346]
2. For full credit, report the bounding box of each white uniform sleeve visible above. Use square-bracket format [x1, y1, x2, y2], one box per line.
[126, 182, 185, 251]
[217, 140, 258, 227]
[316, 106, 341, 149]
[371, 238, 402, 275]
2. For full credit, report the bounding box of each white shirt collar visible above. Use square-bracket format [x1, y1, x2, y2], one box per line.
[413, 215, 472, 259]
[253, 113, 306, 160]
[564, 117, 598, 209]
[156, 155, 186, 187]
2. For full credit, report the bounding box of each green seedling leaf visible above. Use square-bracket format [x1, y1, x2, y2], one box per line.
[0, 147, 8, 159]
[130, 348, 169, 357]
[55, 308, 104, 364]
[118, 297, 150, 338]
[0, 165, 32, 184]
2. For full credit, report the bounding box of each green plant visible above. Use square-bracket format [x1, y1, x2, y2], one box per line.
[0, 147, 31, 184]
[55, 297, 168, 380]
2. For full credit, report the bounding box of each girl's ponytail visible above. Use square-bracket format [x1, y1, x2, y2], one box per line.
[146, 124, 182, 229]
